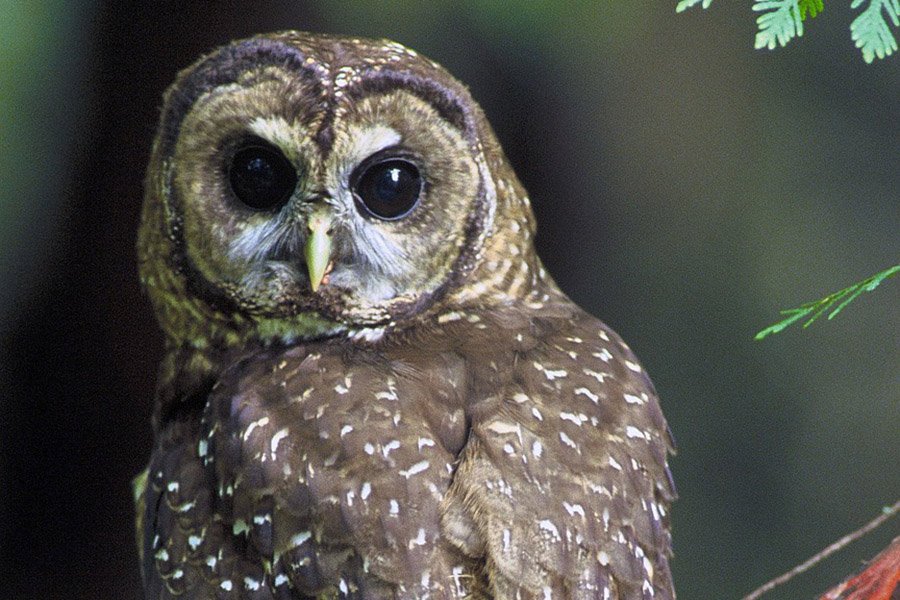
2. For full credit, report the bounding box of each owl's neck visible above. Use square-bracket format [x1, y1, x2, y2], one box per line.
[151, 268, 563, 436]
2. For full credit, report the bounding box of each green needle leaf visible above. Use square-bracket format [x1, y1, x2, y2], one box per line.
[755, 264, 900, 340]
[799, 0, 825, 20]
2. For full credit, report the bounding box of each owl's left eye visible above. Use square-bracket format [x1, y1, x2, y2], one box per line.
[352, 159, 422, 220]
[228, 143, 297, 211]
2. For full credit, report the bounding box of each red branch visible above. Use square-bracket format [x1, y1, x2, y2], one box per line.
[742, 501, 900, 600]
[819, 536, 900, 600]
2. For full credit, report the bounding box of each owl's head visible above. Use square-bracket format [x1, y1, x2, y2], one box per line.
[139, 32, 543, 349]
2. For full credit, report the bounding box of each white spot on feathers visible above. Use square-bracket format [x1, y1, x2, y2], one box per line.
[244, 577, 261, 591]
[486, 421, 521, 435]
[644, 556, 655, 579]
[242, 416, 269, 441]
[594, 348, 613, 362]
[408, 528, 427, 548]
[375, 379, 398, 401]
[559, 431, 578, 450]
[382, 440, 400, 458]
[563, 502, 586, 517]
[351, 327, 385, 342]
[233, 519, 250, 537]
[624, 393, 646, 405]
[583, 368, 611, 383]
[560, 411, 588, 426]
[400, 460, 429, 478]
[290, 531, 311, 546]
[270, 428, 289, 454]
[534, 361, 568, 380]
[539, 520, 561, 541]
[575, 387, 599, 403]
[626, 426, 648, 440]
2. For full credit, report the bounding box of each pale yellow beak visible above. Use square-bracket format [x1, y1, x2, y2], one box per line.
[305, 208, 333, 292]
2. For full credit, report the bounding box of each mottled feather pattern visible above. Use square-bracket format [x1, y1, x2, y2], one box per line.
[445, 307, 675, 599]
[137, 31, 676, 600]
[142, 303, 674, 599]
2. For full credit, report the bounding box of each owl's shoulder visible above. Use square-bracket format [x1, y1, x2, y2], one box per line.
[440, 300, 677, 599]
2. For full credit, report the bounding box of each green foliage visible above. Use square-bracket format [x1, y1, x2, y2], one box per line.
[755, 264, 900, 340]
[800, 0, 825, 19]
[676, 0, 899, 62]
[851, 0, 900, 62]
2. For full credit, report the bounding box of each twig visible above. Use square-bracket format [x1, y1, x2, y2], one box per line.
[741, 499, 900, 600]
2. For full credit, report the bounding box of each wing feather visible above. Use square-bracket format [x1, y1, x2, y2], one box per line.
[444, 305, 676, 600]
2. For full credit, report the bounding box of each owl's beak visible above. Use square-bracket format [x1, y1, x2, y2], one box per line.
[305, 208, 333, 292]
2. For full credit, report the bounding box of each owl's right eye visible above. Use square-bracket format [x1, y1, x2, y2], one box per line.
[228, 144, 297, 211]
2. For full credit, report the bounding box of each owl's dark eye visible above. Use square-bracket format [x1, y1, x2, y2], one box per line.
[353, 159, 422, 220]
[228, 144, 297, 210]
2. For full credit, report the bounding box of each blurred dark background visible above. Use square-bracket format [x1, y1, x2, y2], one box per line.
[1, 2, 897, 598]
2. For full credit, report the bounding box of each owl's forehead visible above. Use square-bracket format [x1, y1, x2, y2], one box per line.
[160, 33, 474, 159]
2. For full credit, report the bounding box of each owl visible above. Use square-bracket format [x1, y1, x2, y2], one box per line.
[134, 32, 676, 600]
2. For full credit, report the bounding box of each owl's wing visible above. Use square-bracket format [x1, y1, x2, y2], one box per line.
[140, 404, 259, 599]
[443, 306, 677, 600]
[141, 342, 479, 599]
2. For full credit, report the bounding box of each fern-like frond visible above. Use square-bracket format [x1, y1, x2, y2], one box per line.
[754, 1, 805, 49]
[676, 0, 714, 12]
[755, 264, 900, 340]
[677, 0, 895, 62]
[850, 0, 900, 62]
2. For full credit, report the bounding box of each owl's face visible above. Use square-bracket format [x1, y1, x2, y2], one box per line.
[140, 33, 536, 346]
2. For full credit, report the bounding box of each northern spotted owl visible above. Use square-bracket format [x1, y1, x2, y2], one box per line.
[135, 32, 676, 600]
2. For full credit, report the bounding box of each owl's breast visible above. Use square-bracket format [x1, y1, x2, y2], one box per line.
[198, 340, 476, 596]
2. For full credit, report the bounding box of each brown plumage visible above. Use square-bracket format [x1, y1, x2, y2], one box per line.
[135, 31, 676, 599]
